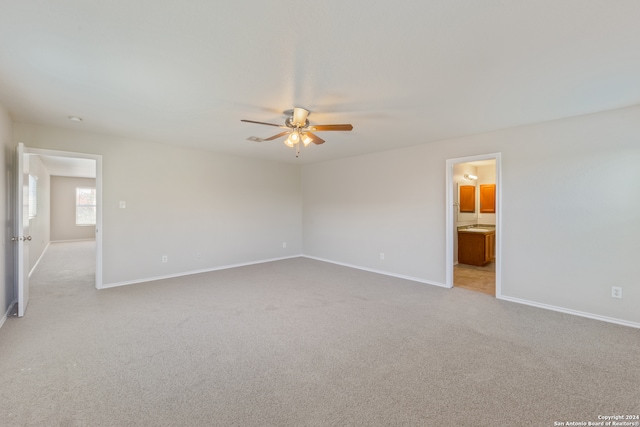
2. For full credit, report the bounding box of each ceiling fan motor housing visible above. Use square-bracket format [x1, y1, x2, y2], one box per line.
[285, 116, 310, 129]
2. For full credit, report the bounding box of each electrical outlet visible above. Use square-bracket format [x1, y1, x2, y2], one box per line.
[282, 242, 287, 249]
[162, 255, 168, 263]
[380, 252, 385, 260]
[611, 286, 622, 299]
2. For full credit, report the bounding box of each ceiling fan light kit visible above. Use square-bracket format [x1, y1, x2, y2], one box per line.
[241, 107, 353, 158]
[292, 107, 309, 127]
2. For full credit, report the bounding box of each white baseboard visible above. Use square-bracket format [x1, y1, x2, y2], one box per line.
[100, 255, 303, 289]
[29, 241, 51, 278]
[305, 256, 639, 329]
[302, 255, 449, 288]
[498, 295, 640, 330]
[97, 254, 638, 330]
[51, 239, 96, 243]
[0, 299, 17, 330]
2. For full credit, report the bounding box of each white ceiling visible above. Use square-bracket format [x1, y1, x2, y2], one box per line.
[1, 1, 639, 164]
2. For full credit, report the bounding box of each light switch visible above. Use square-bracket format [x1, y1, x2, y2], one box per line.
[119, 201, 126, 209]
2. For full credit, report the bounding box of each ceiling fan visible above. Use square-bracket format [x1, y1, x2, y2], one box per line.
[241, 107, 353, 157]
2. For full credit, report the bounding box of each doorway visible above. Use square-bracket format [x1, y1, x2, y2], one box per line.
[445, 153, 501, 297]
[21, 147, 102, 290]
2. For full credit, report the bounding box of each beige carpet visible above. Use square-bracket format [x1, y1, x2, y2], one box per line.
[1, 241, 638, 426]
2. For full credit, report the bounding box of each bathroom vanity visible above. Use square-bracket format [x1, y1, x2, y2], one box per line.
[458, 227, 495, 266]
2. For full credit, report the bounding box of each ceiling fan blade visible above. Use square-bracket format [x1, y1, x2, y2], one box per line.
[241, 119, 285, 128]
[247, 131, 289, 142]
[263, 131, 289, 141]
[308, 124, 353, 132]
[305, 132, 325, 145]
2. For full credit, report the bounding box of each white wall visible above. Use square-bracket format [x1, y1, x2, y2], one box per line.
[51, 176, 96, 242]
[303, 147, 445, 283]
[0, 103, 13, 322]
[27, 155, 51, 272]
[302, 105, 640, 326]
[14, 123, 303, 286]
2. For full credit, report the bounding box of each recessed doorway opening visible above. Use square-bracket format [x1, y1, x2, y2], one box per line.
[15, 145, 103, 317]
[445, 153, 501, 297]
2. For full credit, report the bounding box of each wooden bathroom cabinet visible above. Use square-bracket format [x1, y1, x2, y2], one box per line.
[479, 184, 496, 213]
[459, 185, 475, 213]
[458, 229, 495, 266]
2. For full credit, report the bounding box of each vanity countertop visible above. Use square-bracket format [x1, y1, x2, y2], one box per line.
[457, 226, 495, 234]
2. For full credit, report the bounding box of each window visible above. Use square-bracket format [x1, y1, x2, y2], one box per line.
[28, 175, 37, 218]
[76, 187, 96, 225]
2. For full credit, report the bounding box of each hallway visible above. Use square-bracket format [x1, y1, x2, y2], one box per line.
[29, 240, 96, 296]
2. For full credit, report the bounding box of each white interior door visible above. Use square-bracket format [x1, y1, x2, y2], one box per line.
[16, 143, 31, 317]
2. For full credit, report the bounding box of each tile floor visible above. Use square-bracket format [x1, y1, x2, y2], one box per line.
[453, 261, 495, 296]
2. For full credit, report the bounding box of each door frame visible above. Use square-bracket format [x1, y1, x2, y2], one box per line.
[22, 146, 103, 289]
[445, 152, 502, 297]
